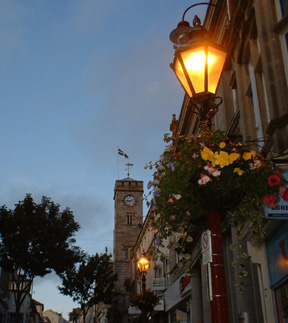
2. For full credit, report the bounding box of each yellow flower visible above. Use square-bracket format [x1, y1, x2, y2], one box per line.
[229, 152, 240, 163]
[214, 151, 230, 167]
[219, 142, 226, 149]
[243, 152, 252, 160]
[233, 167, 245, 176]
[201, 147, 214, 161]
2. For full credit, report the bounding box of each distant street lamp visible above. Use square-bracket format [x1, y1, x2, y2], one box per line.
[137, 253, 150, 292]
[169, 3, 230, 323]
[170, 2, 227, 123]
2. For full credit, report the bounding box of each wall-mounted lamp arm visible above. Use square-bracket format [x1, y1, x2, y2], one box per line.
[182, 2, 230, 23]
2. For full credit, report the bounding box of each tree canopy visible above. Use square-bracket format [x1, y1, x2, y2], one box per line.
[59, 253, 117, 323]
[0, 194, 81, 323]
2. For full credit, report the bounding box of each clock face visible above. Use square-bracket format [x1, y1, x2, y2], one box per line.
[123, 194, 136, 207]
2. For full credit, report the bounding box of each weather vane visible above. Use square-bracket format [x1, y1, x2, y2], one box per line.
[125, 163, 133, 177]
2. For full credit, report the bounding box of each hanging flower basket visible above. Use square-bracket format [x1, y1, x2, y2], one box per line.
[130, 290, 159, 313]
[146, 128, 288, 240]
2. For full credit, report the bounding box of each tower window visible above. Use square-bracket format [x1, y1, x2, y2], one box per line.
[127, 214, 133, 225]
[124, 247, 132, 260]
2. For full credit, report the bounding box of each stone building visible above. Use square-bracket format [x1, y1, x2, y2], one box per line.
[111, 177, 143, 322]
[43, 309, 67, 323]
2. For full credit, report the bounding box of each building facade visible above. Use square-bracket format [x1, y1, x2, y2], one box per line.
[129, 0, 288, 322]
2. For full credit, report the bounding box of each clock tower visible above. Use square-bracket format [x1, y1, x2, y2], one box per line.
[112, 174, 143, 322]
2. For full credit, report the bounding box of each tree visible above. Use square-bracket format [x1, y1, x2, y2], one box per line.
[59, 253, 117, 323]
[0, 194, 81, 323]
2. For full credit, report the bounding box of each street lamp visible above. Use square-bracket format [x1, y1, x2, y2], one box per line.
[170, 3, 228, 123]
[170, 4, 230, 323]
[137, 253, 150, 323]
[137, 253, 150, 292]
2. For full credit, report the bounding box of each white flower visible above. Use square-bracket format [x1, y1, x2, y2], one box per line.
[153, 179, 160, 185]
[172, 194, 182, 200]
[211, 169, 221, 177]
[249, 160, 261, 170]
[204, 165, 221, 177]
[198, 174, 212, 185]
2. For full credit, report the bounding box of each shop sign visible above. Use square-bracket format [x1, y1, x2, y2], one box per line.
[153, 278, 165, 291]
[179, 275, 191, 294]
[164, 274, 192, 311]
[265, 170, 288, 220]
[201, 229, 212, 264]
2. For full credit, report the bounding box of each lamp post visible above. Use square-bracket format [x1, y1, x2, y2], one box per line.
[137, 253, 150, 323]
[170, 4, 230, 323]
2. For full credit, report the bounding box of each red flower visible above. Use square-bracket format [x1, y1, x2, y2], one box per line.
[167, 197, 174, 204]
[263, 194, 277, 208]
[268, 175, 281, 186]
[283, 191, 288, 202]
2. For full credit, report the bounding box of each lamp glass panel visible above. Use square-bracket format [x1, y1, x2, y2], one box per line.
[207, 46, 227, 94]
[174, 57, 193, 97]
[180, 46, 206, 94]
[137, 258, 150, 272]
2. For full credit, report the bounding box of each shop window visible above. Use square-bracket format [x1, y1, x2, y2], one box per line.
[275, 280, 288, 322]
[170, 298, 191, 322]
[163, 257, 170, 288]
[164, 257, 170, 274]
[155, 266, 162, 278]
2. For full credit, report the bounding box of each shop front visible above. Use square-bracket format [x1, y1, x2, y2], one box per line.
[164, 271, 202, 323]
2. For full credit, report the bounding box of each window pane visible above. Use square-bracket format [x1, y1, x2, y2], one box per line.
[280, 0, 288, 17]
[285, 32, 288, 52]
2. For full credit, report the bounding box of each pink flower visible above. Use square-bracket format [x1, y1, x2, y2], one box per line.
[170, 215, 177, 221]
[268, 175, 281, 186]
[263, 194, 277, 208]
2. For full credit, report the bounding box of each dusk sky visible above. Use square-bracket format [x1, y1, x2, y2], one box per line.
[0, 0, 206, 319]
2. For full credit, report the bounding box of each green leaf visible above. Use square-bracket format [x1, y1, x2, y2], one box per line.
[240, 252, 248, 259]
[186, 236, 193, 242]
[239, 270, 248, 277]
[232, 261, 238, 267]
